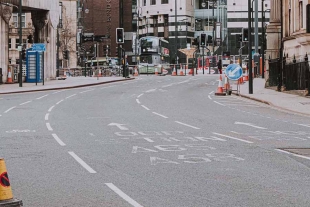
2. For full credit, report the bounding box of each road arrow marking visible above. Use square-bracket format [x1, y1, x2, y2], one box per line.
[234, 122, 267, 129]
[108, 123, 129, 130]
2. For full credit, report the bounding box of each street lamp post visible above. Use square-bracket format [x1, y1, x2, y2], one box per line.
[248, 0, 253, 94]
[18, 0, 22, 87]
[261, 3, 270, 79]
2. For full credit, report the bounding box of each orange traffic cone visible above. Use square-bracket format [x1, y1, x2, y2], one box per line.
[6, 68, 13, 84]
[134, 67, 139, 76]
[179, 65, 184, 76]
[0, 158, 23, 206]
[155, 67, 159, 75]
[172, 65, 177, 76]
[215, 75, 225, 96]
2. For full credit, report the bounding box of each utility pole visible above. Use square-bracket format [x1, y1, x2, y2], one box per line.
[261, 0, 265, 79]
[19, 0, 23, 87]
[175, 0, 178, 70]
[279, 0, 283, 91]
[254, 0, 259, 77]
[248, 0, 253, 94]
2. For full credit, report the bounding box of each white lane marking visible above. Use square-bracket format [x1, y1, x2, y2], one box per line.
[152, 112, 168, 119]
[56, 100, 64, 105]
[175, 121, 200, 129]
[46, 123, 53, 131]
[66, 94, 77, 99]
[4, 106, 16, 113]
[297, 124, 310, 128]
[137, 93, 144, 98]
[108, 123, 129, 130]
[145, 88, 156, 93]
[209, 91, 214, 95]
[105, 183, 143, 207]
[144, 138, 154, 143]
[52, 134, 66, 146]
[136, 99, 141, 104]
[45, 113, 49, 121]
[48, 105, 55, 112]
[89, 133, 95, 136]
[141, 105, 150, 110]
[162, 84, 173, 88]
[20, 101, 32, 106]
[213, 101, 225, 106]
[213, 132, 253, 144]
[234, 122, 267, 129]
[80, 89, 94, 94]
[275, 149, 310, 160]
[0, 115, 2, 117]
[68, 151, 97, 173]
[36, 94, 48, 100]
[208, 95, 212, 100]
[52, 91, 62, 94]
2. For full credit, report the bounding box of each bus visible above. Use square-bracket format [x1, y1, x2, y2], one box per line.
[138, 36, 170, 74]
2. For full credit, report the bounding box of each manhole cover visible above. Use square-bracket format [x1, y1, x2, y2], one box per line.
[280, 148, 310, 156]
[300, 102, 310, 105]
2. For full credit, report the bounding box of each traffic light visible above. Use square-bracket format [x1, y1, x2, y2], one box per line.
[207, 35, 212, 44]
[115, 47, 119, 57]
[116, 28, 124, 44]
[242, 28, 249, 42]
[21, 45, 26, 60]
[63, 50, 68, 60]
[192, 37, 198, 46]
[236, 34, 242, 43]
[200, 33, 206, 46]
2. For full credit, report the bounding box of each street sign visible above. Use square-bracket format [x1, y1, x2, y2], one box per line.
[225, 64, 243, 80]
[32, 43, 46, 52]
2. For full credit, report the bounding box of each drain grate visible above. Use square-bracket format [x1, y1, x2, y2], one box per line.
[280, 148, 310, 156]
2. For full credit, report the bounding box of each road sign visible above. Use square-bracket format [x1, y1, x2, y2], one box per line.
[225, 64, 243, 80]
[0, 172, 10, 187]
[32, 43, 46, 52]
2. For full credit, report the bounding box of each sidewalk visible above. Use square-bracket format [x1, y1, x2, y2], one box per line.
[232, 77, 310, 116]
[0, 76, 133, 94]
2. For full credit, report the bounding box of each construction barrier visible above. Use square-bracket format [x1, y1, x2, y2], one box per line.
[215, 75, 226, 96]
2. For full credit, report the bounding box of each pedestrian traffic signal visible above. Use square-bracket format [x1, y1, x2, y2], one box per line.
[116, 28, 124, 44]
[236, 34, 242, 43]
[200, 33, 206, 46]
[242, 28, 249, 42]
[63, 50, 69, 60]
[207, 35, 212, 44]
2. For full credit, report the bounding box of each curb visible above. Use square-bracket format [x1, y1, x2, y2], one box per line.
[232, 92, 310, 117]
[0, 78, 135, 95]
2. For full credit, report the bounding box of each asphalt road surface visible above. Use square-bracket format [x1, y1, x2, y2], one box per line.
[1, 75, 310, 207]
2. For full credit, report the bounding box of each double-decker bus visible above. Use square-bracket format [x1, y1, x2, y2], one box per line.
[138, 36, 170, 74]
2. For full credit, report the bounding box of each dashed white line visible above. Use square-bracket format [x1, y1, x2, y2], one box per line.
[209, 91, 214, 95]
[68, 151, 97, 173]
[136, 99, 141, 104]
[175, 121, 200, 129]
[213, 101, 225, 106]
[144, 138, 154, 143]
[4, 106, 16, 113]
[52, 134, 66, 146]
[212, 132, 253, 144]
[208, 95, 212, 100]
[46, 123, 53, 131]
[56, 100, 64, 105]
[66, 94, 77, 99]
[48, 105, 55, 112]
[45, 113, 49, 121]
[297, 124, 310, 128]
[20, 101, 32, 105]
[152, 112, 168, 119]
[36, 94, 48, 100]
[137, 93, 144, 98]
[80, 89, 94, 94]
[105, 183, 143, 207]
[141, 105, 150, 110]
[275, 149, 310, 160]
[52, 91, 62, 94]
[145, 88, 156, 93]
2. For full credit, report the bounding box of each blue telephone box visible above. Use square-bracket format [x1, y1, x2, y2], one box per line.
[26, 44, 45, 83]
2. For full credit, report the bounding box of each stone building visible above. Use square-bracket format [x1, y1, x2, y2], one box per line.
[0, 0, 60, 83]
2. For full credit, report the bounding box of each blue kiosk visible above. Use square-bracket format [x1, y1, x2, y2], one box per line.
[26, 43, 45, 83]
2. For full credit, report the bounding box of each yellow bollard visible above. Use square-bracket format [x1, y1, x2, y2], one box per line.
[0, 159, 13, 201]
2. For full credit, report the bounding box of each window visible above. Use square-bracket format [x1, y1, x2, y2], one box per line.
[143, 0, 146, 6]
[299, 1, 303, 29]
[9, 38, 12, 49]
[161, 0, 168, 4]
[12, 13, 26, 28]
[150, 0, 156, 5]
[15, 39, 19, 49]
[8, 59, 11, 64]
